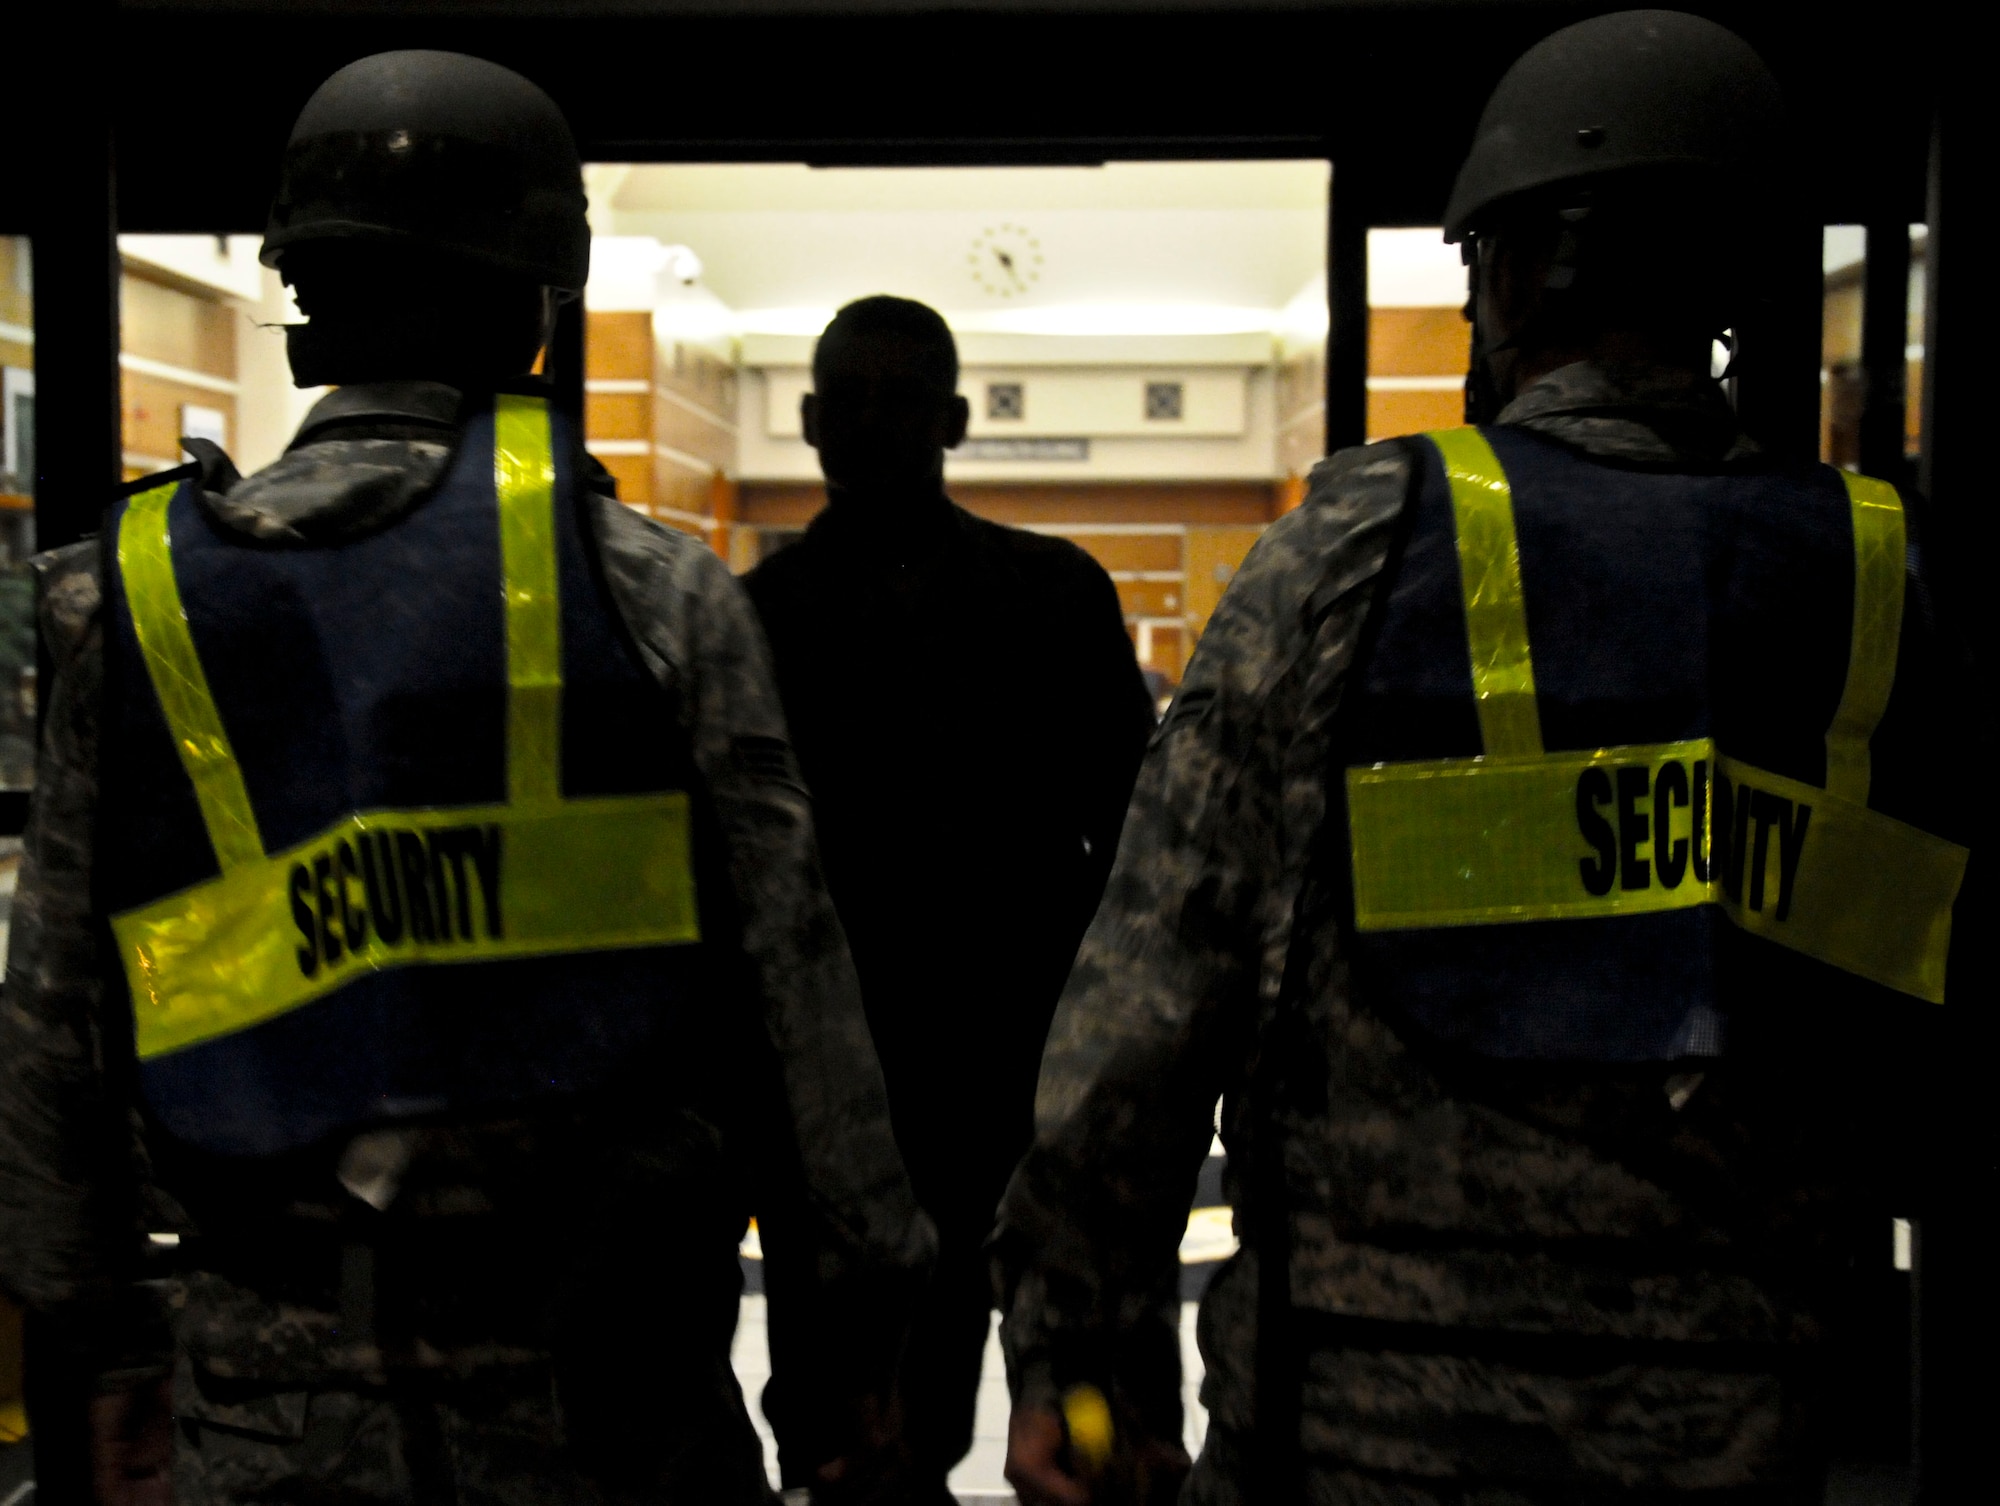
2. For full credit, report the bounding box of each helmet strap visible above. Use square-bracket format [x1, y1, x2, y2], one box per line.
[1463, 234, 1537, 423]
[1464, 245, 1504, 425]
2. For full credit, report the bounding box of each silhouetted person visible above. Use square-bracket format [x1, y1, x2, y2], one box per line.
[0, 54, 928, 1506]
[995, 14, 1973, 1506]
[747, 296, 1154, 1499]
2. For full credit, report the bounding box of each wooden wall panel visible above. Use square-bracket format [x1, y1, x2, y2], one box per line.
[1368, 388, 1460, 440]
[653, 392, 734, 470]
[955, 485, 1273, 527]
[1278, 308, 1469, 474]
[587, 312, 651, 381]
[651, 459, 716, 523]
[1277, 408, 1325, 478]
[1371, 307, 1470, 378]
[737, 484, 820, 527]
[1277, 347, 1327, 479]
[1185, 526, 1267, 642]
[1067, 533, 1183, 574]
[657, 339, 737, 416]
[1, 1289, 21, 1443]
[739, 481, 1280, 530]
[1822, 278, 1863, 367]
[0, 238, 30, 331]
[585, 391, 648, 440]
[122, 370, 236, 468]
[1817, 269, 1919, 459]
[1140, 624, 1185, 678]
[594, 451, 651, 505]
[1277, 346, 1323, 423]
[585, 314, 740, 561]
[121, 271, 234, 378]
[0, 338, 28, 372]
[1114, 579, 1183, 617]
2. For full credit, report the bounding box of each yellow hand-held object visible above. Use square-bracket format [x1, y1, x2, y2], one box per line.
[1062, 1384, 1116, 1477]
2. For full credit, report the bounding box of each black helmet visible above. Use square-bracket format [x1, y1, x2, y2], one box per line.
[261, 50, 590, 292]
[1443, 10, 1788, 241]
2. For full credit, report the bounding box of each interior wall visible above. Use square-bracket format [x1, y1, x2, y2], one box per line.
[741, 364, 1279, 486]
[584, 309, 740, 547]
[1, 239, 34, 529]
[1367, 306, 1468, 440]
[116, 236, 308, 479]
[233, 264, 325, 475]
[0, 240, 29, 376]
[1820, 229, 1925, 471]
[581, 163, 1354, 684]
[119, 267, 239, 478]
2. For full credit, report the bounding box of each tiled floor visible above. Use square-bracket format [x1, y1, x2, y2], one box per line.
[729, 1295, 1210, 1503]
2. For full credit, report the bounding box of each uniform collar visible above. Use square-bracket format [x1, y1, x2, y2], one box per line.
[1496, 360, 1761, 467]
[290, 380, 466, 446]
[198, 381, 466, 546]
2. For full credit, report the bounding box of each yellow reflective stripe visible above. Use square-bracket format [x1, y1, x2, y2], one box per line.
[1429, 429, 1543, 756]
[114, 398, 703, 1063]
[496, 394, 562, 807]
[1825, 472, 1906, 804]
[1720, 755, 1959, 1003]
[117, 483, 265, 870]
[1347, 742, 1966, 1003]
[1349, 740, 1712, 927]
[119, 792, 700, 1060]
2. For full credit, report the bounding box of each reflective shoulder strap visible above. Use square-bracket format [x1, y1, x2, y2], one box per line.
[496, 394, 563, 808]
[116, 482, 265, 870]
[1825, 471, 1906, 804]
[1426, 428, 1543, 756]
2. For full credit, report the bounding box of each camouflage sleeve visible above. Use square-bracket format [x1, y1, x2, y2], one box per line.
[991, 442, 1415, 1426]
[586, 500, 933, 1304]
[0, 543, 169, 1378]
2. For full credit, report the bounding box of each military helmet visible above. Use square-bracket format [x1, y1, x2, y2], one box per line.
[1443, 10, 1788, 241]
[261, 50, 590, 292]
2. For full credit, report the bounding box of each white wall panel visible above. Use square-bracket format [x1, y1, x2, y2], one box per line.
[763, 366, 1246, 438]
[741, 368, 1278, 482]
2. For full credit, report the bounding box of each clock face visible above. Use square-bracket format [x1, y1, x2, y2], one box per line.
[968, 223, 1044, 298]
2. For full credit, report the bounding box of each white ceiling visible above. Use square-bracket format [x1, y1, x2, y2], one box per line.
[593, 161, 1332, 214]
[586, 161, 1331, 330]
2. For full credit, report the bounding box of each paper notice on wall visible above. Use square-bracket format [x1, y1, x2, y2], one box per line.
[180, 403, 228, 453]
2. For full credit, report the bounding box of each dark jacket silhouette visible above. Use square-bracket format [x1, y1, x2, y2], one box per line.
[748, 483, 1154, 1484]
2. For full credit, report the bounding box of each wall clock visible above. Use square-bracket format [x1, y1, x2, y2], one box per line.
[967, 223, 1044, 298]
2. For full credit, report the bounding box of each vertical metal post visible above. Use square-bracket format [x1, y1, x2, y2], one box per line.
[1913, 90, 1998, 1506]
[1918, 119, 1950, 512]
[22, 7, 122, 1490]
[1859, 221, 1912, 483]
[551, 296, 586, 433]
[1326, 159, 1368, 454]
[29, 13, 122, 555]
[1731, 216, 1823, 466]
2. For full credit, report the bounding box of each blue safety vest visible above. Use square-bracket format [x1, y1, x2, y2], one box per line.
[1341, 425, 1969, 1061]
[98, 394, 708, 1156]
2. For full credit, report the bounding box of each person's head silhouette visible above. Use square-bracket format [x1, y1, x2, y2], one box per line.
[804, 296, 970, 504]
[263, 50, 588, 390]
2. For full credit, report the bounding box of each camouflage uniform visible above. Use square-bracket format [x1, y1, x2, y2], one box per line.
[0, 382, 932, 1503]
[993, 362, 1950, 1504]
